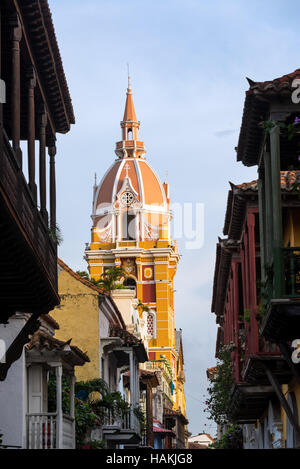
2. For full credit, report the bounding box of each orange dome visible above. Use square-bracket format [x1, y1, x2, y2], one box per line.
[91, 82, 171, 243]
[94, 157, 167, 211]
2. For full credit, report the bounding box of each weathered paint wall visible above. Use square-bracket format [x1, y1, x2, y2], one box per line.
[0, 316, 27, 448]
[51, 269, 100, 382]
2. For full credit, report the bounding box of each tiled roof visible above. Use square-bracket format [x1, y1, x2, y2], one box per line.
[188, 442, 208, 449]
[246, 69, 300, 95]
[58, 258, 108, 295]
[26, 330, 90, 365]
[40, 314, 59, 330]
[237, 69, 300, 167]
[109, 325, 148, 362]
[206, 366, 218, 380]
[19, 0, 75, 131]
[235, 171, 300, 192]
[110, 324, 142, 346]
[224, 171, 300, 238]
[163, 407, 189, 425]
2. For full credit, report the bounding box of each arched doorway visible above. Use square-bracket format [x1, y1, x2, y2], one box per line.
[122, 212, 136, 240]
[123, 277, 136, 296]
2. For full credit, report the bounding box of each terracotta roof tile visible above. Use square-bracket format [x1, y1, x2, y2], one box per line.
[188, 442, 208, 449]
[247, 69, 300, 95]
[58, 258, 108, 295]
[26, 330, 90, 364]
[163, 407, 189, 425]
[40, 314, 59, 330]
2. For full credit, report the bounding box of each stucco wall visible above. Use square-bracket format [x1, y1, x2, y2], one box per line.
[0, 316, 27, 448]
[51, 270, 100, 382]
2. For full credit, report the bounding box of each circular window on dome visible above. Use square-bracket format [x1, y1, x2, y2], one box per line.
[121, 191, 134, 206]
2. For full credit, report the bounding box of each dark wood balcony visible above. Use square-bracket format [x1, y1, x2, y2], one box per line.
[229, 383, 275, 424]
[262, 247, 300, 342]
[0, 129, 59, 322]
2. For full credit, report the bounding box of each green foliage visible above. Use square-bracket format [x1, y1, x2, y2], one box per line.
[260, 118, 300, 171]
[92, 391, 130, 419]
[210, 425, 243, 449]
[48, 223, 63, 245]
[205, 346, 234, 426]
[134, 406, 146, 432]
[48, 372, 71, 414]
[75, 378, 109, 397]
[243, 308, 251, 323]
[135, 300, 150, 313]
[90, 267, 126, 292]
[75, 400, 99, 448]
[76, 270, 89, 279]
[83, 439, 106, 449]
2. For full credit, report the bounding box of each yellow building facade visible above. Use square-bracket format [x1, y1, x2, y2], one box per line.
[51, 259, 125, 383]
[85, 80, 185, 414]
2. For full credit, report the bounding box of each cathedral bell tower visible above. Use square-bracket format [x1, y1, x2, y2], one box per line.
[85, 80, 180, 402]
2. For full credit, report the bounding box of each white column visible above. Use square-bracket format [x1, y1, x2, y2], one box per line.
[117, 212, 122, 241]
[56, 366, 63, 449]
[140, 211, 145, 241]
[135, 211, 140, 242]
[111, 213, 116, 242]
[129, 350, 135, 426]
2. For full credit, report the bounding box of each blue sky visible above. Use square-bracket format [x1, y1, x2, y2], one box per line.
[50, 0, 300, 436]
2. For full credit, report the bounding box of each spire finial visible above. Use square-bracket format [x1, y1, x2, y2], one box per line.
[165, 170, 169, 184]
[127, 63, 131, 90]
[94, 172, 97, 186]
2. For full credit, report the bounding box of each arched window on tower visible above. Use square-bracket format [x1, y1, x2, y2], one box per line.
[123, 277, 136, 290]
[127, 128, 133, 140]
[146, 310, 157, 339]
[122, 211, 135, 240]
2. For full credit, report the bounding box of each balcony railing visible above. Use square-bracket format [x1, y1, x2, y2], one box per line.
[27, 413, 56, 449]
[27, 413, 75, 449]
[102, 405, 140, 435]
[263, 247, 300, 306]
[283, 247, 300, 297]
[0, 130, 59, 316]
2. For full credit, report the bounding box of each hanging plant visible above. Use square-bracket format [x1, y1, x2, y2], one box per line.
[48, 223, 63, 245]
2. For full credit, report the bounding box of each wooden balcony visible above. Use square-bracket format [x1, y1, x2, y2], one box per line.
[229, 383, 275, 424]
[102, 405, 141, 445]
[242, 336, 291, 386]
[262, 247, 300, 342]
[0, 130, 59, 322]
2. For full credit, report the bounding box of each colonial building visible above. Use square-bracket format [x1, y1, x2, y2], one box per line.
[0, 314, 89, 449]
[210, 68, 300, 449]
[51, 259, 149, 448]
[85, 79, 188, 446]
[0, 0, 74, 379]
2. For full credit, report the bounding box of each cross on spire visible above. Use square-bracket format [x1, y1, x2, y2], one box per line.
[127, 63, 131, 90]
[125, 163, 130, 178]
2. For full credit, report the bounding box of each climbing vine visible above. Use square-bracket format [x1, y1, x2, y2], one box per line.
[210, 425, 243, 449]
[204, 346, 234, 426]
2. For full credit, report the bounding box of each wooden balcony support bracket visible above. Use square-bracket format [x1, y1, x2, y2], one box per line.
[27, 66, 37, 202]
[264, 364, 300, 439]
[10, 12, 22, 167]
[0, 313, 41, 381]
